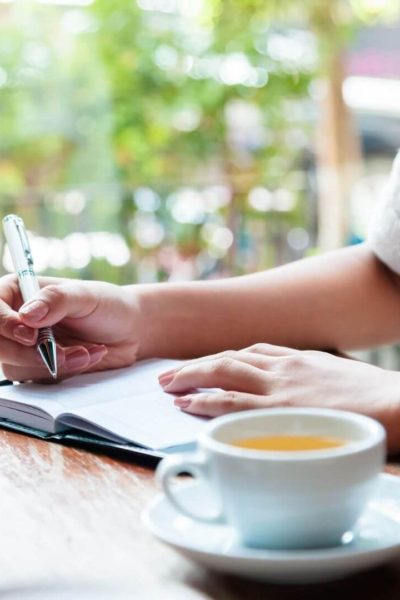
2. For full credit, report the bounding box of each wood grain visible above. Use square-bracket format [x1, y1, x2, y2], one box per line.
[0, 429, 398, 599]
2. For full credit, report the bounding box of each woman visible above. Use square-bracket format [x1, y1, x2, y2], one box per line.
[1, 154, 400, 451]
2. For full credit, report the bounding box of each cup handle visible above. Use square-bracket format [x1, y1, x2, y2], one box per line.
[156, 453, 224, 523]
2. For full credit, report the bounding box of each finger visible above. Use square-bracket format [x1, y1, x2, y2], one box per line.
[0, 341, 95, 370]
[18, 282, 99, 328]
[174, 391, 266, 417]
[0, 297, 37, 346]
[0, 274, 22, 307]
[161, 357, 269, 394]
[0, 337, 47, 367]
[2, 344, 108, 382]
[158, 350, 272, 385]
[244, 343, 299, 357]
[1, 346, 78, 382]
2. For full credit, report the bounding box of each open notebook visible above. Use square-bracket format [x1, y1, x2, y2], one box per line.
[0, 359, 207, 460]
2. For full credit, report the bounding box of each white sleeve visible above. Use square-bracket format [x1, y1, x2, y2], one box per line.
[367, 151, 400, 276]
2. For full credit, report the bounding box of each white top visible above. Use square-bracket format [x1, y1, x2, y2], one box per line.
[367, 151, 400, 275]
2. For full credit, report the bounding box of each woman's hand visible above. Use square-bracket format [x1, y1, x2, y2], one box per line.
[159, 343, 400, 453]
[0, 275, 143, 381]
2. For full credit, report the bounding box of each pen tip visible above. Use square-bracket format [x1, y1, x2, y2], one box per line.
[37, 339, 58, 380]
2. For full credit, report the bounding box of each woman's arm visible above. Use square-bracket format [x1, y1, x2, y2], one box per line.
[136, 242, 400, 359]
[1, 242, 399, 380]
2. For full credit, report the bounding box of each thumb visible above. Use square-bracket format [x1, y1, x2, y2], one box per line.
[18, 282, 98, 328]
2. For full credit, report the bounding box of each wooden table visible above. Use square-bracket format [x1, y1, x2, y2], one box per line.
[0, 429, 399, 599]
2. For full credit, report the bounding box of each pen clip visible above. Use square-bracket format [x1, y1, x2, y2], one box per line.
[14, 219, 34, 267]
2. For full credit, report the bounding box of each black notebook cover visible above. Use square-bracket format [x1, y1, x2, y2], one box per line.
[0, 417, 165, 466]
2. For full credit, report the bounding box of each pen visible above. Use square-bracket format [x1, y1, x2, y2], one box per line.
[2, 214, 57, 379]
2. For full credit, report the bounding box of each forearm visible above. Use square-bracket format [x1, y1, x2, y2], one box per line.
[133, 243, 400, 359]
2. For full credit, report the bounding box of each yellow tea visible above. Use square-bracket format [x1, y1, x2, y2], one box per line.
[230, 434, 347, 452]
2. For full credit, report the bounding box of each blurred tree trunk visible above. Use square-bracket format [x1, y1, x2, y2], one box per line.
[315, 51, 363, 251]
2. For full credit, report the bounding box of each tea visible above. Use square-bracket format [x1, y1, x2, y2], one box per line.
[231, 434, 347, 452]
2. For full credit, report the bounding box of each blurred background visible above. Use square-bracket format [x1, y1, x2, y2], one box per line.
[0, 0, 399, 360]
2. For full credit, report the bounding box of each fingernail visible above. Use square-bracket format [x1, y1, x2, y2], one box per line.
[13, 324, 36, 344]
[174, 397, 192, 409]
[158, 368, 176, 379]
[20, 300, 49, 322]
[88, 345, 108, 364]
[159, 372, 175, 387]
[65, 348, 90, 371]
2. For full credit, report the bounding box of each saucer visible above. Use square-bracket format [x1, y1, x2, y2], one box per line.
[143, 473, 400, 584]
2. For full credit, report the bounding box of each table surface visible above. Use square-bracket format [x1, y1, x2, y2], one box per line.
[0, 430, 399, 600]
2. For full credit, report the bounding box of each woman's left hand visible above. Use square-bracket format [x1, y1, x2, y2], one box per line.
[159, 343, 400, 453]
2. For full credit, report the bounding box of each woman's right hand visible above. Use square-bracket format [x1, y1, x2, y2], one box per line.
[0, 275, 143, 382]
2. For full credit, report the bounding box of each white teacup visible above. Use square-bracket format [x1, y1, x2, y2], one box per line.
[156, 408, 386, 549]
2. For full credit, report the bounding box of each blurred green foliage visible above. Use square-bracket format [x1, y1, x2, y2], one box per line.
[91, 0, 311, 185]
[0, 0, 398, 282]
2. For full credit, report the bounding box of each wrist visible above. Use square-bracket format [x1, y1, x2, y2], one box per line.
[128, 281, 204, 360]
[124, 283, 169, 360]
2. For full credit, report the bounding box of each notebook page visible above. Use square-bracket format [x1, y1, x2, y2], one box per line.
[0, 359, 207, 447]
[60, 387, 207, 449]
[0, 358, 180, 418]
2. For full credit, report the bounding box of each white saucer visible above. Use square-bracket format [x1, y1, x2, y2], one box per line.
[143, 473, 400, 584]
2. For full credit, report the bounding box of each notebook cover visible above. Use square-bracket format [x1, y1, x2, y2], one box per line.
[0, 417, 165, 467]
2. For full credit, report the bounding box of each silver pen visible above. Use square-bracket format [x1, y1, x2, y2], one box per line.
[3, 214, 57, 379]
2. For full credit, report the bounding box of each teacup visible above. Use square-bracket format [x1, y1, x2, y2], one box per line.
[156, 408, 385, 549]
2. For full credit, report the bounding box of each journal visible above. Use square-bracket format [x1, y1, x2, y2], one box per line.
[0, 359, 207, 460]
